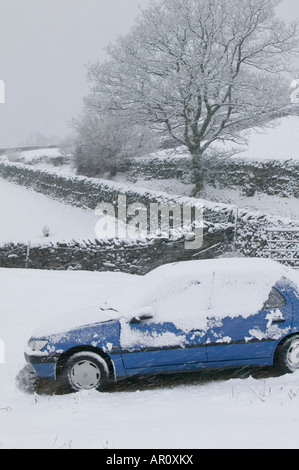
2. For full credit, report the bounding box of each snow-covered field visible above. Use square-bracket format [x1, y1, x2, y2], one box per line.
[0, 178, 98, 244]
[202, 185, 299, 220]
[1, 267, 299, 449]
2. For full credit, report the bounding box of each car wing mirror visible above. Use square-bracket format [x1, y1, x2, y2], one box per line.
[129, 307, 154, 325]
[130, 314, 154, 324]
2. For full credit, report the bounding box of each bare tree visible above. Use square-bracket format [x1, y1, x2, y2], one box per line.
[72, 111, 157, 177]
[85, 0, 298, 194]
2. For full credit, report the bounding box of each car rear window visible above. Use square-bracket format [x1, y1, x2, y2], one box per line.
[263, 288, 286, 309]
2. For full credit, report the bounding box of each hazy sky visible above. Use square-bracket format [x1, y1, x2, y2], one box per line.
[0, 0, 299, 148]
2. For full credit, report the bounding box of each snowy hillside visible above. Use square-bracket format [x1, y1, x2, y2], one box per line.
[8, 147, 62, 162]
[210, 115, 299, 161]
[0, 147, 75, 176]
[1, 267, 299, 449]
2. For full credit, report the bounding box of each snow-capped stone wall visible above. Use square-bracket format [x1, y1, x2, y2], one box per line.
[0, 161, 297, 271]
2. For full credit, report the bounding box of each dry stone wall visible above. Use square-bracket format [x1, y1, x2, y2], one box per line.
[0, 161, 298, 272]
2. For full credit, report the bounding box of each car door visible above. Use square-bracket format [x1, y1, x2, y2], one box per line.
[206, 278, 293, 365]
[119, 274, 214, 375]
[119, 317, 207, 374]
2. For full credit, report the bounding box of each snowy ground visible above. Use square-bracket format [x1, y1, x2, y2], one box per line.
[201, 185, 299, 220]
[1, 267, 299, 449]
[0, 178, 98, 244]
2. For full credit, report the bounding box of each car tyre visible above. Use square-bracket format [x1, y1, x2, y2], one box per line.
[60, 351, 109, 393]
[275, 335, 299, 374]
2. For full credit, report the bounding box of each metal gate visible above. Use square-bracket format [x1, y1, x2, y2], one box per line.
[265, 228, 299, 269]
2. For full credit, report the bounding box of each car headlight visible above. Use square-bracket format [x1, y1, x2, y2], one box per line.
[28, 339, 48, 351]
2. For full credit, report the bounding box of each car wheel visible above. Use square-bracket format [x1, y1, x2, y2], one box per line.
[60, 351, 109, 392]
[275, 335, 299, 374]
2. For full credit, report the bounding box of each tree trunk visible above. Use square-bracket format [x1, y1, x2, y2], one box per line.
[191, 151, 205, 197]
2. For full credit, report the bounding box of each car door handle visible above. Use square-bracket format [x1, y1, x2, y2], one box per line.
[272, 317, 286, 324]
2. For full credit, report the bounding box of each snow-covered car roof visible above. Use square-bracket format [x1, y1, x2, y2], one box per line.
[33, 258, 298, 337]
[120, 257, 298, 332]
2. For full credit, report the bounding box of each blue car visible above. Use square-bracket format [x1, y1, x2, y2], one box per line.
[25, 258, 299, 392]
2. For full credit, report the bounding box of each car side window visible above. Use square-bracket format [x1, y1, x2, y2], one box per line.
[263, 288, 286, 309]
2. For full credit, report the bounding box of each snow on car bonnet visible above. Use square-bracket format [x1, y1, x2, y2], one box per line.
[125, 258, 290, 333]
[32, 304, 121, 337]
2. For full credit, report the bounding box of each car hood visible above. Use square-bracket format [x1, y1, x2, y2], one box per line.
[31, 304, 122, 338]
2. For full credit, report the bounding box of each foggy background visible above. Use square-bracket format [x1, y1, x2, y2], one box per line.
[0, 0, 298, 148]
